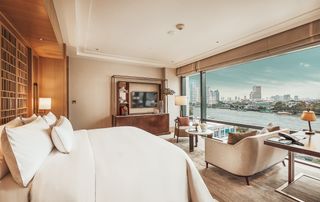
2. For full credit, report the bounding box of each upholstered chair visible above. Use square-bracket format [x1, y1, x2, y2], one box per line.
[205, 129, 289, 185]
[174, 117, 190, 143]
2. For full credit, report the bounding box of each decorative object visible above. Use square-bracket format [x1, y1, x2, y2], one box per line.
[120, 106, 128, 116]
[200, 123, 207, 132]
[175, 96, 187, 116]
[39, 98, 52, 114]
[118, 86, 128, 104]
[301, 109, 317, 135]
[163, 88, 175, 96]
[163, 88, 175, 113]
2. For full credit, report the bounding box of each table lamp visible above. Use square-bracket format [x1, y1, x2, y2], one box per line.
[301, 109, 317, 135]
[175, 96, 187, 117]
[39, 97, 51, 114]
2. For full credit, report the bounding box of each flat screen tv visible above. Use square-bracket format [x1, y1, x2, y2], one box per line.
[131, 92, 158, 108]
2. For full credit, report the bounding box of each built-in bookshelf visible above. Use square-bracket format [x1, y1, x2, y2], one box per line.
[0, 24, 29, 124]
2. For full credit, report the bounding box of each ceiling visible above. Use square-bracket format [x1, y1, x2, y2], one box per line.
[0, 0, 64, 59]
[53, 0, 320, 67]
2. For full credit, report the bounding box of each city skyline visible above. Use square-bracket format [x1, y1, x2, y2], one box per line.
[189, 45, 320, 99]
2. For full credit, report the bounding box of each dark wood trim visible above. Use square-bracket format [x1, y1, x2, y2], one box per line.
[112, 113, 170, 135]
[245, 176, 250, 186]
[27, 47, 33, 116]
[265, 138, 320, 158]
[112, 75, 164, 83]
[200, 71, 206, 121]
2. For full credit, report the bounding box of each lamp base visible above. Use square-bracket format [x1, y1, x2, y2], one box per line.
[305, 131, 315, 135]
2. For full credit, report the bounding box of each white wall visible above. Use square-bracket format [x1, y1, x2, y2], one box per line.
[69, 57, 164, 129]
[69, 57, 180, 130]
[164, 68, 181, 130]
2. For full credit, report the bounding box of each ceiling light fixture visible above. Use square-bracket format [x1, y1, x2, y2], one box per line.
[176, 23, 185, 30]
[39, 38, 44, 41]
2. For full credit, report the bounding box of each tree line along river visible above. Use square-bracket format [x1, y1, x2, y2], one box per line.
[191, 107, 320, 131]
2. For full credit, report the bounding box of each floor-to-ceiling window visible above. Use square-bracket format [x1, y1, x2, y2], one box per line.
[183, 45, 320, 164]
[205, 46, 320, 131]
[185, 74, 201, 119]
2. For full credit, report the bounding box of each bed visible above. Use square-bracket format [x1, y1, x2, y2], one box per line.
[0, 126, 214, 202]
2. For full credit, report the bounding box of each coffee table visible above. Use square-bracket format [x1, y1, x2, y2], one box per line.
[185, 129, 213, 152]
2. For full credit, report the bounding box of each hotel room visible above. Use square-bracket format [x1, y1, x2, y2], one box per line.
[0, 0, 319, 201]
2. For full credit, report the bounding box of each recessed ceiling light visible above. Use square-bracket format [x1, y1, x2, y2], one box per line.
[176, 23, 185, 30]
[39, 38, 44, 41]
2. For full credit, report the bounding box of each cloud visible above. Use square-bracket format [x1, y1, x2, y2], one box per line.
[300, 62, 311, 68]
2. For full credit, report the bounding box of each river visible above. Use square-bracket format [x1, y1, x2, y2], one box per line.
[192, 107, 320, 131]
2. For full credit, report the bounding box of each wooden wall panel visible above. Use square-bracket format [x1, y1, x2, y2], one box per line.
[38, 57, 68, 117]
[0, 0, 64, 59]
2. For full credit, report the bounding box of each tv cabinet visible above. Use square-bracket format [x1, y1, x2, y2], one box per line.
[112, 113, 170, 135]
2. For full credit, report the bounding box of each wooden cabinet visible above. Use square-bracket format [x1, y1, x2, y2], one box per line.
[112, 113, 170, 135]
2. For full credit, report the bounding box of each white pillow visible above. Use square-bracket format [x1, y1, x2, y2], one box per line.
[0, 149, 9, 179]
[0, 117, 23, 180]
[1, 116, 53, 186]
[51, 116, 74, 153]
[21, 114, 37, 124]
[43, 112, 57, 127]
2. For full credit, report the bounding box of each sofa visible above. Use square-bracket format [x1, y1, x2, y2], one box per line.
[205, 129, 289, 185]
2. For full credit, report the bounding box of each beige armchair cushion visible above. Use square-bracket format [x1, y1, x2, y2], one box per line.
[227, 131, 257, 145]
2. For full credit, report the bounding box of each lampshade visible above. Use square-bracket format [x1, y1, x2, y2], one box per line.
[39, 98, 52, 110]
[175, 96, 187, 106]
[301, 110, 317, 122]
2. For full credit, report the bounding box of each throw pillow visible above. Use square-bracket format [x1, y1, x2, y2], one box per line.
[177, 117, 190, 126]
[51, 116, 74, 153]
[43, 111, 57, 127]
[267, 126, 280, 132]
[21, 114, 37, 124]
[0, 117, 23, 180]
[227, 131, 257, 145]
[1, 116, 53, 187]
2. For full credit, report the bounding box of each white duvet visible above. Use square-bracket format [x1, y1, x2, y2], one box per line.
[7, 126, 215, 202]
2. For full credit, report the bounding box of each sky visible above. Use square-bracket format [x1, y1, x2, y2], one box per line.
[189, 45, 320, 99]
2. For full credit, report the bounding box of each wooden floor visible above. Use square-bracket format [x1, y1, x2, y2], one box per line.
[162, 135, 320, 202]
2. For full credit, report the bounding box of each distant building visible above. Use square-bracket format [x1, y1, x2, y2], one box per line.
[213, 90, 220, 104]
[190, 81, 200, 104]
[271, 95, 281, 101]
[283, 94, 291, 101]
[249, 86, 262, 100]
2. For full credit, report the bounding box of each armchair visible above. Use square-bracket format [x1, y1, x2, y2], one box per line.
[174, 117, 190, 143]
[205, 129, 289, 185]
